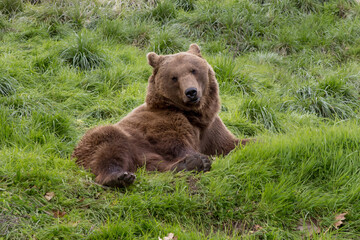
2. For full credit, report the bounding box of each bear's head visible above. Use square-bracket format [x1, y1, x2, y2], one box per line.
[146, 44, 220, 120]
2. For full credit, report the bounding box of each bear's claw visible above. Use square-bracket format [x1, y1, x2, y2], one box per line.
[184, 154, 211, 172]
[101, 171, 136, 187]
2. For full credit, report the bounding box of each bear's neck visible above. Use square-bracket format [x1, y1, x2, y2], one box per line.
[145, 76, 220, 129]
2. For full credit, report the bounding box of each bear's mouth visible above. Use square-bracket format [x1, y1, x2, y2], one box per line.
[187, 97, 201, 105]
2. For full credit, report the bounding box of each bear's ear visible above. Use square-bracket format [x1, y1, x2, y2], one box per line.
[187, 43, 202, 57]
[147, 52, 161, 68]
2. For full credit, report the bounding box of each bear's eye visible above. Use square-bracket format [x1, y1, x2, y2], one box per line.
[191, 69, 197, 74]
[171, 76, 178, 82]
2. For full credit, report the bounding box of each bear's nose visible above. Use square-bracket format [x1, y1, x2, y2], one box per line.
[185, 87, 198, 100]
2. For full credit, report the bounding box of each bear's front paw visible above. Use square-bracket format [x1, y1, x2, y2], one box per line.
[184, 154, 211, 172]
[97, 171, 136, 188]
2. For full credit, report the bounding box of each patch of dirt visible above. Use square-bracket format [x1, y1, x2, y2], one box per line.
[186, 175, 200, 195]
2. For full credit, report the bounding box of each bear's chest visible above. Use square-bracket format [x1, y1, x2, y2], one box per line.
[120, 110, 202, 150]
[146, 113, 201, 143]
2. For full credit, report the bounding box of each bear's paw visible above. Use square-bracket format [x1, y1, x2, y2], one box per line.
[183, 154, 211, 172]
[98, 171, 136, 188]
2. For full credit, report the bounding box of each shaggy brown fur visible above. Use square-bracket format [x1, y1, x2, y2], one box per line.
[72, 44, 250, 187]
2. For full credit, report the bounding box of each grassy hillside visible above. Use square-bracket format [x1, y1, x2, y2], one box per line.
[1, 0, 360, 239]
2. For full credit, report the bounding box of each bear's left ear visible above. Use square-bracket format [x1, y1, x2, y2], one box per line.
[187, 43, 202, 57]
[147, 52, 162, 68]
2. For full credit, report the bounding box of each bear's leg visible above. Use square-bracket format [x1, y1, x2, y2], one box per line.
[142, 151, 211, 172]
[169, 153, 212, 172]
[91, 144, 137, 187]
[72, 125, 137, 187]
[200, 116, 254, 156]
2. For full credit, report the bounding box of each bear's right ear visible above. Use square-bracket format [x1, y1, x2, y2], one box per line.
[187, 43, 202, 57]
[147, 52, 161, 68]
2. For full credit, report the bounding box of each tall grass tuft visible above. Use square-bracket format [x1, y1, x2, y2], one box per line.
[211, 55, 256, 95]
[202, 41, 228, 54]
[252, 52, 284, 66]
[25, 0, 100, 30]
[66, 0, 99, 29]
[0, 0, 23, 15]
[60, 30, 107, 70]
[0, 108, 15, 145]
[32, 54, 56, 74]
[240, 97, 282, 132]
[177, 1, 226, 39]
[291, 0, 325, 13]
[173, 0, 196, 11]
[93, 66, 133, 91]
[178, 1, 270, 54]
[223, 117, 260, 137]
[212, 55, 238, 83]
[31, 112, 73, 140]
[0, 14, 9, 31]
[285, 86, 357, 119]
[150, 0, 177, 23]
[318, 76, 358, 101]
[100, 19, 152, 47]
[256, 0, 324, 13]
[84, 104, 121, 120]
[0, 76, 18, 96]
[150, 28, 185, 54]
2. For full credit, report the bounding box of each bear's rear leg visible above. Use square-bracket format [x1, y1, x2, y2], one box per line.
[72, 125, 138, 187]
[91, 143, 138, 187]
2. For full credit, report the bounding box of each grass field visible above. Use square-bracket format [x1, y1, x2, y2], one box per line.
[1, 0, 360, 239]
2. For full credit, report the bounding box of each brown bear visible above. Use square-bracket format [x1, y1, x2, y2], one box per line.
[72, 44, 249, 187]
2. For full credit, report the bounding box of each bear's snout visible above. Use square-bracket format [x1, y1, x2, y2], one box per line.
[185, 87, 198, 101]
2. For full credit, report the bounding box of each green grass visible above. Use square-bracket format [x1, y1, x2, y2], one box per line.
[1, 0, 360, 239]
[0, 0, 23, 15]
[60, 30, 107, 70]
[0, 76, 18, 96]
[150, 0, 177, 23]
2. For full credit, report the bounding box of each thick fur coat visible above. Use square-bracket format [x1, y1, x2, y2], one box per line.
[72, 44, 249, 187]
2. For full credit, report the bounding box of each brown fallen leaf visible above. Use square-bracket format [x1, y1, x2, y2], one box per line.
[44, 192, 55, 201]
[52, 210, 66, 218]
[158, 233, 178, 240]
[334, 212, 347, 229]
[254, 224, 263, 231]
[44, 209, 66, 218]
